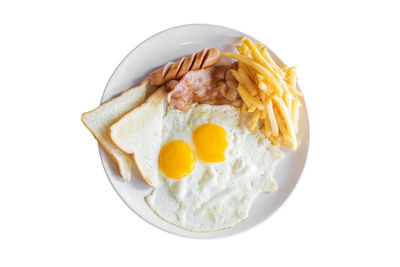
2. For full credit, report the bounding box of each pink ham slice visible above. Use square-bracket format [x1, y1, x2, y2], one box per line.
[166, 66, 240, 110]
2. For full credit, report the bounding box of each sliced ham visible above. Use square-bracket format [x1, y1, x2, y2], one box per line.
[166, 65, 241, 110]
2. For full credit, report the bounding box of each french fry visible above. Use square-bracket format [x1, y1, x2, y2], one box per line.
[257, 74, 274, 94]
[269, 135, 280, 149]
[287, 67, 296, 87]
[260, 91, 267, 102]
[266, 98, 279, 137]
[255, 43, 292, 97]
[248, 106, 256, 112]
[240, 95, 253, 112]
[230, 69, 258, 96]
[257, 44, 285, 76]
[273, 95, 297, 150]
[287, 67, 303, 96]
[281, 135, 289, 146]
[249, 110, 261, 131]
[241, 43, 249, 56]
[263, 118, 272, 137]
[260, 107, 267, 119]
[258, 80, 268, 93]
[287, 84, 303, 97]
[241, 101, 247, 112]
[292, 97, 301, 134]
[237, 67, 259, 97]
[244, 39, 289, 86]
[256, 74, 265, 81]
[284, 93, 293, 117]
[237, 84, 264, 110]
[258, 80, 275, 95]
[242, 38, 270, 69]
[239, 62, 258, 83]
[273, 106, 289, 145]
[223, 52, 283, 96]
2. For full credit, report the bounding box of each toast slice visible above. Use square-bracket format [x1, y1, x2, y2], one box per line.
[81, 80, 148, 180]
[109, 87, 166, 187]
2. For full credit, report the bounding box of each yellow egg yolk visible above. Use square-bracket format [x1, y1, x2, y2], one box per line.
[193, 123, 229, 163]
[159, 140, 195, 179]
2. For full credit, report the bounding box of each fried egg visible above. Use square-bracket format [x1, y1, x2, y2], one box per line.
[146, 104, 283, 232]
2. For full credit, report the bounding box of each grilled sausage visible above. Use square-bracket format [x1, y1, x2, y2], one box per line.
[149, 48, 221, 86]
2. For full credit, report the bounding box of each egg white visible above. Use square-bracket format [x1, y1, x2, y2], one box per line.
[145, 104, 284, 232]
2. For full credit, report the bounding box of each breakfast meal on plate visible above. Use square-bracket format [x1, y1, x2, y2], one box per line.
[82, 38, 304, 232]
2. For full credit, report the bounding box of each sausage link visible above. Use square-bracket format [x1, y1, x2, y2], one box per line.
[149, 48, 221, 86]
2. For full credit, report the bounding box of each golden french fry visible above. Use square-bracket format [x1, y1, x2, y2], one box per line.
[240, 94, 252, 111]
[284, 93, 293, 117]
[273, 106, 289, 145]
[237, 67, 259, 97]
[256, 74, 264, 81]
[248, 106, 256, 112]
[292, 97, 301, 134]
[236, 45, 242, 54]
[260, 107, 267, 119]
[244, 39, 288, 85]
[287, 67, 296, 87]
[269, 135, 280, 149]
[263, 118, 272, 137]
[241, 43, 249, 56]
[287, 84, 303, 97]
[287, 67, 303, 96]
[230, 69, 257, 97]
[266, 98, 279, 137]
[281, 135, 288, 146]
[241, 101, 247, 112]
[257, 75, 274, 94]
[258, 80, 268, 93]
[276, 83, 284, 96]
[255, 44, 289, 91]
[273, 95, 297, 150]
[239, 62, 258, 83]
[237, 84, 264, 110]
[249, 110, 261, 131]
[256, 43, 285, 73]
[258, 46, 285, 76]
[223, 52, 283, 95]
[242, 38, 270, 69]
[260, 91, 266, 102]
[261, 48, 282, 69]
[223, 52, 271, 78]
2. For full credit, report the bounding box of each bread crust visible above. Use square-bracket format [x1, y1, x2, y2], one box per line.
[108, 87, 166, 187]
[129, 154, 155, 187]
[81, 80, 148, 180]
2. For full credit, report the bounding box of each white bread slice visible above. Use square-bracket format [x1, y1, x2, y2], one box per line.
[109, 87, 166, 187]
[81, 80, 148, 180]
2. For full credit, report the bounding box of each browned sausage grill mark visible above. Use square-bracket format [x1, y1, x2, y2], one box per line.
[199, 48, 210, 69]
[149, 48, 222, 86]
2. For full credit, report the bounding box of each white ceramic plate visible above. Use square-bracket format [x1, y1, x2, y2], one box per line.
[99, 24, 309, 238]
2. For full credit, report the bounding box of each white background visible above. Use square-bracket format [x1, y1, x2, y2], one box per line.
[1, 0, 399, 266]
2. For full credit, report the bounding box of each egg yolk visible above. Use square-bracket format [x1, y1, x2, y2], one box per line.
[193, 123, 229, 163]
[159, 140, 195, 179]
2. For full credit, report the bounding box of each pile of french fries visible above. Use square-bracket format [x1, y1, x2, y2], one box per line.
[223, 38, 303, 150]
